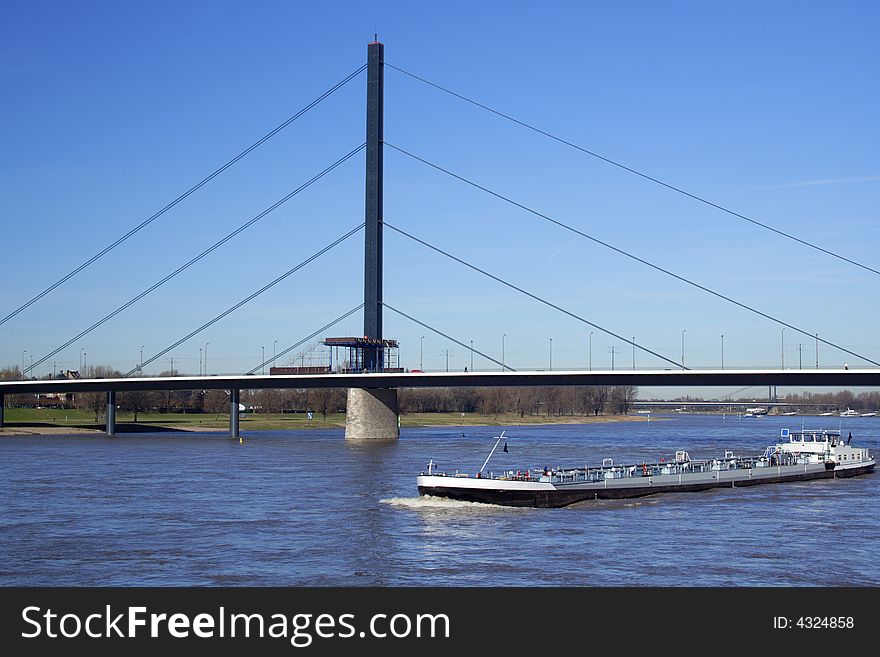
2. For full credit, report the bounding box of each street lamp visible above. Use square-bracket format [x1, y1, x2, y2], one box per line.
[502, 334, 507, 372]
[21, 350, 26, 378]
[549, 337, 552, 371]
[632, 336, 635, 370]
[815, 333, 819, 369]
[420, 336, 425, 371]
[140, 345, 145, 376]
[796, 343, 803, 370]
[781, 328, 785, 369]
[681, 330, 686, 368]
[79, 347, 85, 372]
[721, 334, 724, 370]
[204, 342, 210, 375]
[445, 349, 450, 373]
[470, 340, 474, 372]
[609, 346, 616, 371]
[199, 348, 203, 376]
[83, 351, 86, 376]
[589, 331, 593, 371]
[273, 341, 277, 368]
[261, 346, 265, 375]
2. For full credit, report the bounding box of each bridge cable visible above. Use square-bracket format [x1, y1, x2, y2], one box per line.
[247, 304, 364, 375]
[1, 63, 367, 328]
[25, 145, 365, 375]
[384, 221, 686, 370]
[386, 63, 880, 278]
[384, 144, 880, 368]
[125, 224, 365, 377]
[382, 303, 515, 372]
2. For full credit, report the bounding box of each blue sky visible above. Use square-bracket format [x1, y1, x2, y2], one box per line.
[1, 1, 878, 392]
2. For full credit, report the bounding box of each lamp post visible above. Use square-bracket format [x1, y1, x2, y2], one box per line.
[815, 334, 819, 369]
[681, 330, 686, 368]
[549, 337, 552, 371]
[204, 342, 210, 375]
[470, 340, 474, 372]
[781, 328, 785, 369]
[140, 345, 145, 376]
[632, 336, 635, 370]
[199, 348, 203, 376]
[261, 346, 265, 375]
[445, 349, 449, 373]
[79, 348, 85, 372]
[796, 343, 803, 370]
[83, 351, 86, 376]
[721, 334, 724, 370]
[589, 331, 593, 371]
[609, 346, 617, 371]
[502, 334, 506, 372]
[273, 340, 277, 368]
[420, 336, 425, 371]
[21, 350, 26, 378]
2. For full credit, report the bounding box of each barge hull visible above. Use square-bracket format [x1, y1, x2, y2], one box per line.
[417, 462, 875, 508]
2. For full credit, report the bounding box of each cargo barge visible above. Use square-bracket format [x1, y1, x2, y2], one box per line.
[416, 429, 875, 508]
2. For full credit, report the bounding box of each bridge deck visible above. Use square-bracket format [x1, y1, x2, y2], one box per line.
[0, 369, 877, 395]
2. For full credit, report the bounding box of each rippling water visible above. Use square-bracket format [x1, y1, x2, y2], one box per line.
[2, 415, 877, 586]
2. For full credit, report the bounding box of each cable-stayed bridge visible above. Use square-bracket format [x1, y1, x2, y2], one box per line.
[3, 40, 879, 439]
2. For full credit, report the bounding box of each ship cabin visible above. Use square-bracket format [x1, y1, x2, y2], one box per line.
[778, 429, 841, 454]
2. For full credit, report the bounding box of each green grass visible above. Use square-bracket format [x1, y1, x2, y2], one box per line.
[2, 407, 647, 433]
[3, 407, 95, 424]
[1, 407, 347, 431]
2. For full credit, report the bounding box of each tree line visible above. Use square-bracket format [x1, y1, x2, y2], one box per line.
[8, 360, 877, 419]
[2, 365, 639, 419]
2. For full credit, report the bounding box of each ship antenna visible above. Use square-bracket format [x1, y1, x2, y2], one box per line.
[479, 430, 506, 474]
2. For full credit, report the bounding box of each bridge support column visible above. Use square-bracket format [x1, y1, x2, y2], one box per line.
[345, 388, 398, 441]
[230, 388, 240, 438]
[0, 394, 4, 429]
[106, 391, 116, 436]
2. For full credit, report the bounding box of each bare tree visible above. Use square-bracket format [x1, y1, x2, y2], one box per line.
[479, 388, 509, 417]
[118, 390, 159, 422]
[450, 387, 479, 413]
[608, 386, 638, 415]
[204, 390, 228, 417]
[308, 388, 345, 420]
[582, 387, 609, 416]
[76, 391, 105, 422]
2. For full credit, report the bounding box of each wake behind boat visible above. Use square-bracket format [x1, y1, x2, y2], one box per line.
[416, 429, 875, 508]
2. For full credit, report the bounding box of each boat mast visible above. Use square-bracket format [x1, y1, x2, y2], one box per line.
[479, 431, 506, 474]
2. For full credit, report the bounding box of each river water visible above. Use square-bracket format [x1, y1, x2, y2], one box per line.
[2, 414, 877, 586]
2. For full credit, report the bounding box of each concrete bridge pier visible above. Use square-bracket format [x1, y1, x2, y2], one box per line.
[230, 388, 240, 438]
[106, 390, 116, 436]
[345, 388, 399, 441]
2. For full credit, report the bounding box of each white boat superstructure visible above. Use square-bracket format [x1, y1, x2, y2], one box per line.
[775, 429, 872, 473]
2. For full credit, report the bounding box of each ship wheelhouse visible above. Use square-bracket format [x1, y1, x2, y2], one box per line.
[778, 429, 840, 454]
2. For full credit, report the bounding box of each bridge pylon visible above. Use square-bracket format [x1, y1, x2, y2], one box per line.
[346, 38, 399, 441]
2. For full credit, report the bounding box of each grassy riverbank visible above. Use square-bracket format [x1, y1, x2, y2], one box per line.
[0, 407, 650, 435]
